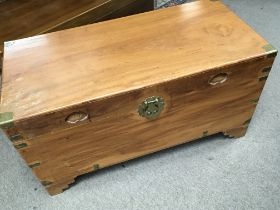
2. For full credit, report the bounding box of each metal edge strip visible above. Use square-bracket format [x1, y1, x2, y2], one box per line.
[263, 44, 278, 58]
[0, 112, 14, 129]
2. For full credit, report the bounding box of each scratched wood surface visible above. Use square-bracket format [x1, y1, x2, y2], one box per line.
[0, 0, 277, 195]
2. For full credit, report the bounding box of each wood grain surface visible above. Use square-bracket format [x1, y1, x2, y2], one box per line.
[1, 0, 270, 122]
[0, 0, 277, 195]
[13, 56, 276, 195]
[0, 0, 154, 53]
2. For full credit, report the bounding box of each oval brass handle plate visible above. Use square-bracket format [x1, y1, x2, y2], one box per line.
[138, 96, 165, 120]
[209, 73, 228, 85]
[65, 111, 88, 124]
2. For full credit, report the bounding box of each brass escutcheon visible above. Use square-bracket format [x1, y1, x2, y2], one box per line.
[138, 96, 165, 120]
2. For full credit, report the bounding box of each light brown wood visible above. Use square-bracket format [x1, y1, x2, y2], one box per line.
[0, 0, 270, 122]
[224, 125, 250, 138]
[0, 0, 277, 195]
[13, 56, 275, 195]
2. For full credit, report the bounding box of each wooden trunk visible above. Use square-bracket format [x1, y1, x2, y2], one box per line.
[0, 0, 277, 195]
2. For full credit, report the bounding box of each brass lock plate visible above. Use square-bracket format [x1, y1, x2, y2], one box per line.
[138, 96, 165, 120]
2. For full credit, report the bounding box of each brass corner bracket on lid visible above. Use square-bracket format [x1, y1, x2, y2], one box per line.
[0, 112, 14, 129]
[263, 44, 278, 58]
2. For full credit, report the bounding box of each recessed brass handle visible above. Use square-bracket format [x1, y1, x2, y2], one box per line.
[138, 96, 165, 120]
[65, 111, 88, 124]
[209, 73, 228, 85]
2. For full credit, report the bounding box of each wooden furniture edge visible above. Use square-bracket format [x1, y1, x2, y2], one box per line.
[1, 52, 273, 123]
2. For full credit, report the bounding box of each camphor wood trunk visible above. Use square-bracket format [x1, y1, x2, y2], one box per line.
[0, 0, 277, 195]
